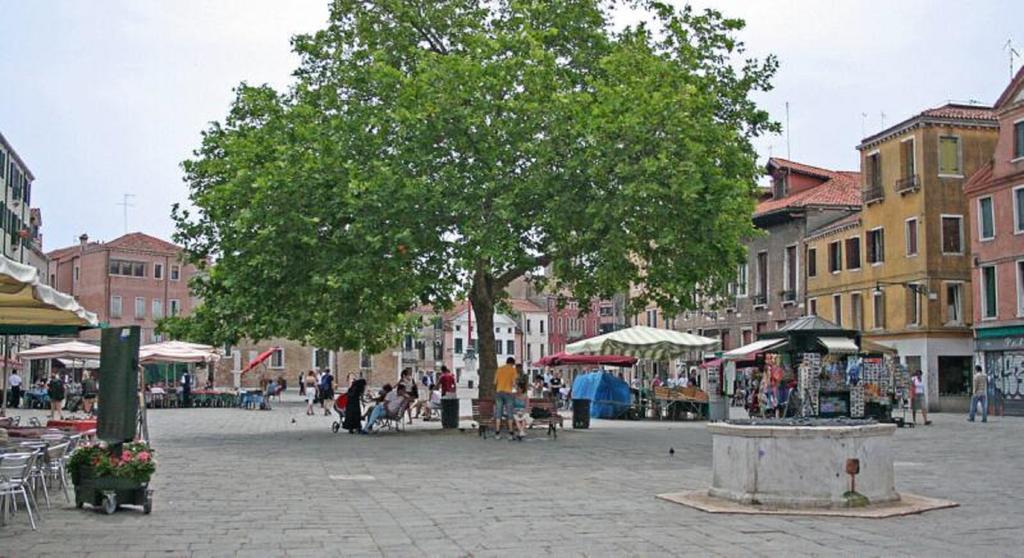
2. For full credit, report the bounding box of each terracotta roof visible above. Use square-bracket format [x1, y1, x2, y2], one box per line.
[963, 161, 994, 196]
[860, 103, 996, 149]
[105, 232, 182, 253]
[507, 298, 546, 314]
[766, 157, 835, 180]
[994, 66, 1024, 109]
[46, 245, 81, 261]
[920, 103, 997, 122]
[754, 171, 861, 217]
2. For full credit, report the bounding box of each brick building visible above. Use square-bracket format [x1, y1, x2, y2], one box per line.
[965, 67, 1024, 415]
[48, 232, 198, 342]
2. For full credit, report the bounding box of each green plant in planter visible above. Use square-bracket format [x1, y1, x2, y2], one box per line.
[67, 441, 157, 485]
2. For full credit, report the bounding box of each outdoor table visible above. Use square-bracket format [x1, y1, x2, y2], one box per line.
[46, 418, 96, 433]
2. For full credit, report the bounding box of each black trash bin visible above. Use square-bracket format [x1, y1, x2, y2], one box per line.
[441, 398, 460, 429]
[572, 398, 591, 429]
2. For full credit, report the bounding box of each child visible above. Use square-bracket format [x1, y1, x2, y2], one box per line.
[512, 379, 530, 441]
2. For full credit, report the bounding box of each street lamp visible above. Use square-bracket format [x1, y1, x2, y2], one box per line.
[873, 281, 931, 297]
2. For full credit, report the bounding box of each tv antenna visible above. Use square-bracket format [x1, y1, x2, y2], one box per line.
[117, 194, 135, 234]
[1006, 39, 1021, 80]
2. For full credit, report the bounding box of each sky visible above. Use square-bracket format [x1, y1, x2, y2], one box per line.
[1, 0, 1022, 252]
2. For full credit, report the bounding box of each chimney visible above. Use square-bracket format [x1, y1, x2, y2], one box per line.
[79, 234, 89, 247]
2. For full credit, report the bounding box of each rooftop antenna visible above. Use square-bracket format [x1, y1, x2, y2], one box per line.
[880, 111, 887, 129]
[861, 112, 868, 138]
[117, 194, 135, 234]
[785, 101, 791, 160]
[1006, 39, 1021, 80]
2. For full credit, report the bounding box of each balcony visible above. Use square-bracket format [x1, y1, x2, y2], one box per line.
[895, 174, 919, 195]
[781, 290, 797, 304]
[752, 294, 768, 307]
[863, 184, 884, 204]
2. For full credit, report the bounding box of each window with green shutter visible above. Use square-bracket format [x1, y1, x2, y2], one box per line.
[1015, 121, 1024, 160]
[979, 197, 995, 240]
[939, 136, 961, 176]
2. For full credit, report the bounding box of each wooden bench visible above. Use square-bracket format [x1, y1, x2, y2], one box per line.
[471, 398, 496, 437]
[472, 398, 563, 439]
[526, 398, 563, 438]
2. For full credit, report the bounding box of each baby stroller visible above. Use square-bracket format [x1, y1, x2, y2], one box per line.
[330, 393, 348, 433]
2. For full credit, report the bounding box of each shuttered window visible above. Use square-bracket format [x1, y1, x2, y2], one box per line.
[939, 136, 961, 175]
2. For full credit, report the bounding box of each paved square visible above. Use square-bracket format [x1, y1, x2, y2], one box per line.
[3, 394, 1023, 557]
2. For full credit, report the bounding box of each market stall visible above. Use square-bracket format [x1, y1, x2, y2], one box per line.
[720, 316, 907, 420]
[566, 325, 719, 419]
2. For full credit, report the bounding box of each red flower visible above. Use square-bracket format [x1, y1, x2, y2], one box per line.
[137, 451, 151, 462]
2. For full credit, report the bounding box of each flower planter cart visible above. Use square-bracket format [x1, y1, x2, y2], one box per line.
[71, 464, 153, 514]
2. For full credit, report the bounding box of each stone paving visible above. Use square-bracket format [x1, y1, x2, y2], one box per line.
[2, 393, 1023, 557]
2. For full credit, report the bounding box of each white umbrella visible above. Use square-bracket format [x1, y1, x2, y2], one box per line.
[18, 341, 101, 361]
[139, 341, 220, 364]
[565, 325, 719, 360]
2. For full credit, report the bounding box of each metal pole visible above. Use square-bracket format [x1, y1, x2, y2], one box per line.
[1, 336, 8, 417]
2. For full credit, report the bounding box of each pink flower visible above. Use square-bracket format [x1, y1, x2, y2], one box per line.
[137, 451, 151, 462]
[121, 450, 132, 462]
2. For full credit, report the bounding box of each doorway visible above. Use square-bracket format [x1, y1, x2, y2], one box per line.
[938, 356, 971, 396]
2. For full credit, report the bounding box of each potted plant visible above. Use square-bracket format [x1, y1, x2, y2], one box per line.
[67, 441, 156, 514]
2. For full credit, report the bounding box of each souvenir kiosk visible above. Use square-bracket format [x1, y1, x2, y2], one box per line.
[722, 316, 907, 420]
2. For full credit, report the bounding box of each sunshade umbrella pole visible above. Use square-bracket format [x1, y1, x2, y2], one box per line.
[1, 335, 8, 417]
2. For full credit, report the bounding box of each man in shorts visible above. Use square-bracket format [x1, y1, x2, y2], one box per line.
[494, 357, 518, 440]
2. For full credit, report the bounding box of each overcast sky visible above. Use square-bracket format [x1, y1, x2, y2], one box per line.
[1, 0, 1021, 252]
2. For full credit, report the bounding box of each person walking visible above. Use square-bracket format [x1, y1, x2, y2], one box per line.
[181, 369, 193, 408]
[81, 371, 98, 415]
[320, 369, 335, 416]
[47, 373, 66, 420]
[298, 372, 305, 396]
[968, 365, 989, 423]
[342, 378, 367, 433]
[438, 366, 456, 398]
[304, 371, 318, 416]
[911, 370, 931, 426]
[493, 357, 518, 440]
[8, 370, 22, 409]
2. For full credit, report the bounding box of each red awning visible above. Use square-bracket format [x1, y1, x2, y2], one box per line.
[241, 347, 278, 374]
[532, 352, 637, 368]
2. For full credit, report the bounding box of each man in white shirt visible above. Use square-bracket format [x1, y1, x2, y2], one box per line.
[8, 371, 23, 408]
[362, 384, 409, 433]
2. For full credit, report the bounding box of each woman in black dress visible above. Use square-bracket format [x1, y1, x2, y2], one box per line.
[342, 378, 367, 434]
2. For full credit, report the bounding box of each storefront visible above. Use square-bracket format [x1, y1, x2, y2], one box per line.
[975, 327, 1024, 417]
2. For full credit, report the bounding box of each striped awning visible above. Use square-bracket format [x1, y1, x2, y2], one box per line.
[565, 326, 719, 360]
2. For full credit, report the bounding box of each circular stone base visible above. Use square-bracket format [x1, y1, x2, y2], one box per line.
[657, 490, 957, 518]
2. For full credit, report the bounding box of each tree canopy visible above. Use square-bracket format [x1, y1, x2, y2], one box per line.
[168, 0, 778, 394]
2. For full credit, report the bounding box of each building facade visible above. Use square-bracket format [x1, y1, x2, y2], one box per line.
[964, 68, 1024, 415]
[443, 302, 520, 387]
[807, 103, 998, 411]
[673, 157, 861, 350]
[48, 232, 198, 343]
[1, 131, 48, 277]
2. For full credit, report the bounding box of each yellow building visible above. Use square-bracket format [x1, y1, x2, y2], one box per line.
[805, 104, 998, 410]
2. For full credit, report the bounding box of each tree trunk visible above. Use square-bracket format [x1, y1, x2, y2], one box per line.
[469, 270, 498, 399]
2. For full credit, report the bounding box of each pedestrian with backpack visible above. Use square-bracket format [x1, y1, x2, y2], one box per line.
[47, 373, 66, 419]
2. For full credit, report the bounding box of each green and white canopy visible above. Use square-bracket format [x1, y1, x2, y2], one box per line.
[565, 325, 719, 360]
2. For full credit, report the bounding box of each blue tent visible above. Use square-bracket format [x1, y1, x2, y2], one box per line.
[571, 371, 632, 419]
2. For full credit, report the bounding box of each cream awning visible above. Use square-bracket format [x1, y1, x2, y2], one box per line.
[722, 338, 786, 360]
[139, 341, 220, 364]
[817, 336, 859, 354]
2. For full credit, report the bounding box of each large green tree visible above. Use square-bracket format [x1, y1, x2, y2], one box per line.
[169, 0, 777, 396]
